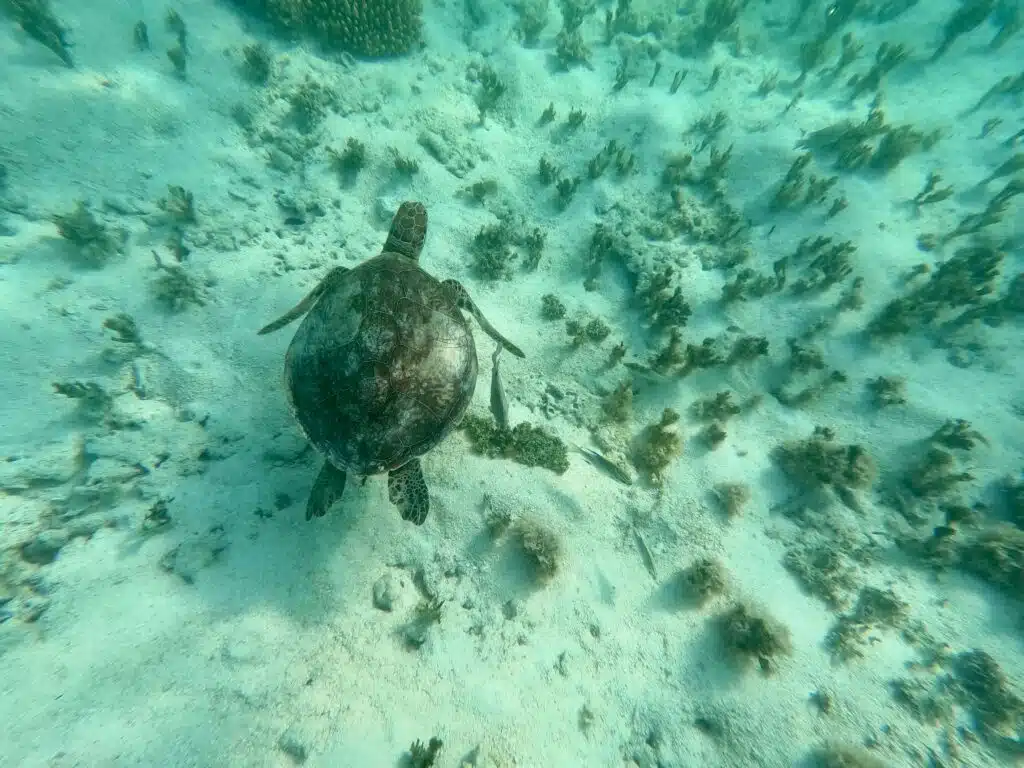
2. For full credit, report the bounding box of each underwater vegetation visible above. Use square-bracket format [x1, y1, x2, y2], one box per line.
[1, 0, 73, 66]
[2, 0, 1023, 765]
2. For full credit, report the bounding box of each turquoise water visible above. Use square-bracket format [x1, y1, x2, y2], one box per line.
[1, 0, 1022, 766]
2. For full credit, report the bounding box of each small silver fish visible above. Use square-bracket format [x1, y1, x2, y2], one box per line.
[574, 445, 633, 485]
[490, 344, 509, 431]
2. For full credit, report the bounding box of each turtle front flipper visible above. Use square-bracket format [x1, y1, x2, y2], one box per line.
[388, 459, 429, 525]
[441, 278, 525, 359]
[306, 460, 348, 520]
[258, 266, 348, 335]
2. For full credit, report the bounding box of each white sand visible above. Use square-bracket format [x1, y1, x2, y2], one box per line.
[1, 0, 1022, 766]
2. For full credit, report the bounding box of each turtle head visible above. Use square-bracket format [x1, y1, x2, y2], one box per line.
[385, 201, 428, 261]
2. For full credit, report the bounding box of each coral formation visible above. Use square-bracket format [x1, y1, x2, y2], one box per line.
[407, 736, 443, 767]
[692, 0, 740, 53]
[958, 523, 1024, 594]
[700, 422, 727, 449]
[52, 381, 113, 423]
[868, 243, 1007, 337]
[713, 482, 750, 518]
[469, 214, 546, 279]
[770, 152, 839, 213]
[691, 391, 741, 422]
[327, 138, 367, 182]
[150, 254, 207, 312]
[52, 202, 125, 267]
[401, 597, 443, 649]
[678, 557, 728, 606]
[903, 447, 974, 499]
[540, 293, 566, 320]
[159, 185, 197, 226]
[601, 380, 633, 424]
[950, 648, 1024, 736]
[847, 41, 910, 100]
[932, 0, 996, 60]
[1004, 474, 1024, 528]
[789, 236, 857, 294]
[718, 601, 792, 674]
[931, 419, 987, 451]
[554, 27, 590, 68]
[632, 408, 682, 486]
[240, 42, 273, 84]
[288, 78, 337, 133]
[229, 0, 422, 57]
[866, 375, 906, 407]
[565, 315, 610, 347]
[2, 0, 73, 66]
[775, 427, 876, 494]
[460, 414, 569, 474]
[826, 586, 908, 661]
[512, 518, 562, 583]
[784, 541, 858, 610]
[514, 0, 548, 45]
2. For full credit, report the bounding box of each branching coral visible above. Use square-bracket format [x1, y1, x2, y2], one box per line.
[825, 586, 908, 661]
[903, 447, 974, 498]
[784, 541, 858, 610]
[601, 380, 633, 424]
[677, 557, 728, 606]
[241, 42, 273, 84]
[52, 381, 114, 423]
[469, 214, 546, 279]
[540, 293, 566, 320]
[691, 391, 741, 422]
[775, 426, 876, 494]
[931, 0, 996, 60]
[722, 263, 787, 304]
[951, 648, 1024, 736]
[847, 41, 910, 99]
[718, 601, 792, 674]
[1005, 475, 1024, 528]
[632, 408, 682, 486]
[460, 414, 570, 474]
[150, 253, 207, 311]
[867, 375, 906, 407]
[867, 243, 1006, 337]
[2, 0, 73, 66]
[789, 236, 856, 294]
[228, 0, 422, 57]
[713, 482, 750, 518]
[931, 419, 987, 451]
[694, 0, 740, 52]
[958, 524, 1024, 594]
[512, 517, 562, 583]
[565, 315, 610, 347]
[770, 153, 839, 212]
[53, 202, 125, 267]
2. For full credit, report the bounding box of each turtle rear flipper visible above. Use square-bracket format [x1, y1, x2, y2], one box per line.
[306, 461, 348, 520]
[441, 278, 525, 359]
[388, 459, 429, 525]
[258, 266, 348, 335]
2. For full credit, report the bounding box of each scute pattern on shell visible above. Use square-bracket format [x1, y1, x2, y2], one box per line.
[284, 250, 478, 476]
[384, 201, 428, 259]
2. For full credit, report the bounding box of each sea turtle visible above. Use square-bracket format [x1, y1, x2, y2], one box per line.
[258, 201, 524, 525]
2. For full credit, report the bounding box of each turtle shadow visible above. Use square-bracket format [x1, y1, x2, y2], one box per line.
[150, 443, 386, 625]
